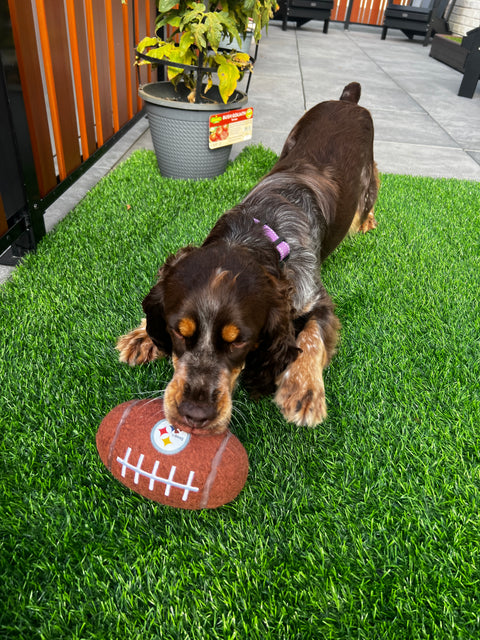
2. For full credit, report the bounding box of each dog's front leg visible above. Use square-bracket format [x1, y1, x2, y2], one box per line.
[116, 319, 164, 365]
[274, 307, 339, 427]
[274, 318, 328, 426]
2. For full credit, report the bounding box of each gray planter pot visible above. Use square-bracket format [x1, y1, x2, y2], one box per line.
[139, 82, 248, 180]
[219, 32, 253, 54]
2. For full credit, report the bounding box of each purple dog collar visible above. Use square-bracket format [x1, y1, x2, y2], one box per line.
[253, 218, 290, 261]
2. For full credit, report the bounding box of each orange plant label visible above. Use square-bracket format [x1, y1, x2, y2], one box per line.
[208, 107, 254, 149]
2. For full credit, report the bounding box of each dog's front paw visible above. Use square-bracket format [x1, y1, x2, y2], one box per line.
[274, 317, 330, 427]
[116, 319, 163, 365]
[274, 371, 327, 427]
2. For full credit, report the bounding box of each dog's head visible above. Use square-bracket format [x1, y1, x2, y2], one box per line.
[142, 243, 299, 432]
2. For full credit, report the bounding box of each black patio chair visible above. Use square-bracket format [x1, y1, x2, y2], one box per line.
[458, 27, 480, 98]
[274, 0, 334, 33]
[381, 0, 453, 46]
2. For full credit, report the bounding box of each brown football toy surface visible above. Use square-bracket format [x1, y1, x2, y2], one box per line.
[96, 398, 248, 509]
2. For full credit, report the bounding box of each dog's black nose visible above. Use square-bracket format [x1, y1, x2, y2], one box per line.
[178, 400, 217, 428]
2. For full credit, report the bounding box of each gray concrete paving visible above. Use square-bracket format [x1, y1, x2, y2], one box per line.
[232, 22, 480, 179]
[1, 21, 479, 285]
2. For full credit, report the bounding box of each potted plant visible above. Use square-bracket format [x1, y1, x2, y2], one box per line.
[135, 0, 276, 179]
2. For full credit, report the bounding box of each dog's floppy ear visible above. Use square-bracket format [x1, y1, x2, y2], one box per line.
[142, 283, 171, 355]
[142, 246, 196, 354]
[242, 278, 300, 398]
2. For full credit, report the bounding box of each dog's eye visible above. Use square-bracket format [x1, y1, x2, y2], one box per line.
[221, 324, 247, 350]
[172, 317, 196, 342]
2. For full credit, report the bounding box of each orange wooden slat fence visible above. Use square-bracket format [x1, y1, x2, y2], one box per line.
[332, 0, 409, 26]
[7, 0, 156, 198]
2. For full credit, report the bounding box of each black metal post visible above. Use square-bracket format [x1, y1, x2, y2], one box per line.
[344, 0, 354, 29]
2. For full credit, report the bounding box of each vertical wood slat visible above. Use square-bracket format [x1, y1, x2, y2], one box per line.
[122, 1, 134, 120]
[71, 0, 97, 158]
[135, 0, 158, 110]
[92, 0, 114, 145]
[127, 0, 139, 119]
[36, 0, 81, 180]
[112, 0, 129, 128]
[106, 0, 120, 132]
[65, 0, 94, 161]
[44, 0, 82, 174]
[134, 0, 143, 112]
[65, 0, 89, 160]
[145, 0, 152, 84]
[333, 0, 348, 21]
[7, 0, 56, 196]
[75, 2, 98, 157]
[84, 0, 113, 147]
[350, 0, 367, 23]
[84, 0, 103, 146]
[370, 0, 389, 25]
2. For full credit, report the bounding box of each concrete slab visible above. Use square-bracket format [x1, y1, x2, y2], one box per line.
[370, 108, 459, 148]
[374, 140, 480, 179]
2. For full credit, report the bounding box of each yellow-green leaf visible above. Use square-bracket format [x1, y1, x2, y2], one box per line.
[189, 22, 208, 49]
[142, 48, 165, 60]
[205, 74, 213, 94]
[137, 36, 161, 54]
[164, 46, 195, 82]
[167, 16, 182, 27]
[158, 0, 180, 11]
[181, 4, 207, 26]
[204, 13, 223, 50]
[217, 60, 240, 103]
[232, 51, 252, 69]
[179, 32, 195, 55]
[167, 65, 184, 82]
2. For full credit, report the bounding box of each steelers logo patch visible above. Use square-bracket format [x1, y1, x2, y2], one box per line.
[150, 419, 190, 455]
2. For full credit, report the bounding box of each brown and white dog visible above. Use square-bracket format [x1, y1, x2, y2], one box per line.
[117, 82, 379, 433]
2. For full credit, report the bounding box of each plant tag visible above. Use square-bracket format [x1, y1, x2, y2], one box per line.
[208, 107, 253, 149]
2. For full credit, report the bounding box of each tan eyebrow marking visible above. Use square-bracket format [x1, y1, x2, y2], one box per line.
[211, 268, 239, 289]
[222, 324, 240, 343]
[211, 269, 231, 289]
[178, 317, 196, 337]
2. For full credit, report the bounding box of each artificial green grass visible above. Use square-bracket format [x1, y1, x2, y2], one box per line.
[1, 146, 479, 639]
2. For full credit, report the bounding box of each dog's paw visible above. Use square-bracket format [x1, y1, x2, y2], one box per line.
[274, 317, 330, 427]
[116, 319, 163, 365]
[359, 211, 378, 233]
[274, 370, 327, 427]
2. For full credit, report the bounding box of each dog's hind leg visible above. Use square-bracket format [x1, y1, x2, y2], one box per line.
[274, 294, 340, 427]
[349, 162, 380, 235]
[349, 210, 378, 235]
[116, 318, 164, 365]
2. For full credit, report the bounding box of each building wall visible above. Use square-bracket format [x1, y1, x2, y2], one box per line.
[448, 0, 480, 36]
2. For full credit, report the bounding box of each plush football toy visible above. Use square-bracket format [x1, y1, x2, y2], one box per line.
[96, 398, 248, 509]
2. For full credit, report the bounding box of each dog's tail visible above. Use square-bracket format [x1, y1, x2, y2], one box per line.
[340, 82, 361, 104]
